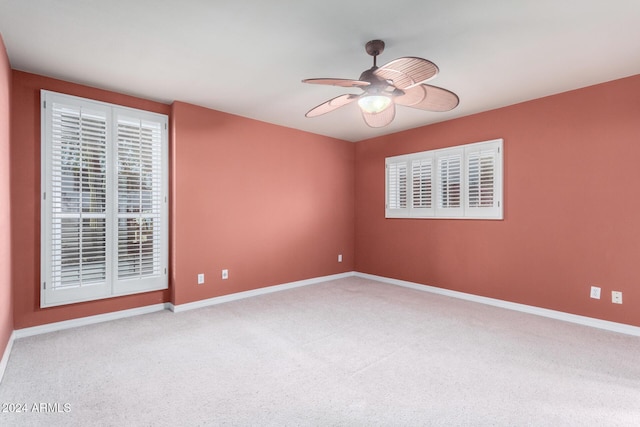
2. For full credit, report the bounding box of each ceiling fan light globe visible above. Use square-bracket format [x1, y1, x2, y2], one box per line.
[358, 95, 392, 114]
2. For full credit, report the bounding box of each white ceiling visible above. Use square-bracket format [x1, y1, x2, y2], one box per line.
[1, 0, 640, 142]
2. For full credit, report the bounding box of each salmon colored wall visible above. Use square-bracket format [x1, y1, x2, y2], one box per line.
[7, 64, 638, 330]
[0, 35, 13, 355]
[170, 101, 354, 305]
[11, 71, 171, 329]
[355, 74, 640, 327]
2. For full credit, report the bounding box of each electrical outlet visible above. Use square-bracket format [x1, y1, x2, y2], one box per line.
[338, 254, 343, 263]
[197, 273, 205, 285]
[222, 269, 228, 280]
[612, 291, 622, 304]
[590, 286, 601, 299]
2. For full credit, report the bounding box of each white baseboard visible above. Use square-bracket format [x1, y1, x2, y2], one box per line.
[13, 303, 169, 339]
[356, 272, 640, 337]
[169, 272, 355, 313]
[4, 269, 637, 382]
[0, 331, 16, 384]
[10, 273, 355, 341]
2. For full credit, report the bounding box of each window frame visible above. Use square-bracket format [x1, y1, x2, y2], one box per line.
[385, 139, 503, 220]
[40, 90, 169, 307]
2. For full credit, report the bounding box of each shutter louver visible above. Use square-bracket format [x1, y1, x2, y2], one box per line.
[117, 117, 163, 281]
[50, 103, 107, 290]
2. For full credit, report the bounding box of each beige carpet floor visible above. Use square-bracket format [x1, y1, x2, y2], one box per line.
[1, 276, 639, 426]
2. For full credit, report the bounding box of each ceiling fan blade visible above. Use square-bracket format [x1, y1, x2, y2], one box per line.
[361, 102, 396, 128]
[395, 84, 459, 112]
[305, 94, 359, 118]
[302, 78, 370, 88]
[374, 57, 439, 89]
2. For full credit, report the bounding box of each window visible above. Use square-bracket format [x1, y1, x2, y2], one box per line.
[41, 91, 168, 307]
[386, 139, 503, 219]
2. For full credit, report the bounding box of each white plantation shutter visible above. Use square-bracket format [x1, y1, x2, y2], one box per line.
[41, 91, 168, 307]
[466, 140, 502, 218]
[386, 157, 409, 217]
[467, 151, 494, 207]
[411, 157, 434, 216]
[436, 149, 463, 217]
[115, 114, 166, 294]
[42, 99, 111, 305]
[385, 139, 502, 220]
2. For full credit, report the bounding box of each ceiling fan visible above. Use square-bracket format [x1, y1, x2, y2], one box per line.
[302, 40, 459, 128]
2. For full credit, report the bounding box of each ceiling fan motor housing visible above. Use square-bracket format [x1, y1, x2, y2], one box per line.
[365, 39, 385, 57]
[359, 68, 401, 97]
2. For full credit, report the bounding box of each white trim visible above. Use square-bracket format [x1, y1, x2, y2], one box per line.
[14, 303, 169, 339]
[0, 331, 16, 384]
[11, 273, 355, 339]
[356, 272, 640, 337]
[386, 139, 503, 220]
[169, 272, 355, 313]
[5, 269, 637, 379]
